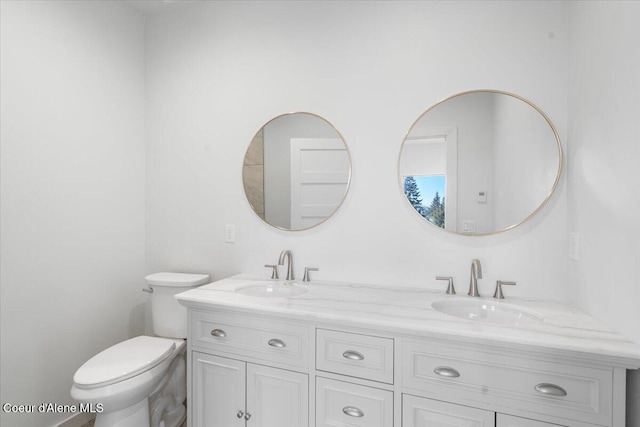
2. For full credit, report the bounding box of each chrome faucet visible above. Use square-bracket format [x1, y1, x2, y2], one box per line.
[468, 259, 482, 297]
[278, 250, 294, 281]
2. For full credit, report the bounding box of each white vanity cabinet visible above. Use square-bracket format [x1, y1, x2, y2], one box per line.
[191, 352, 308, 427]
[188, 309, 310, 427]
[316, 329, 394, 384]
[401, 339, 613, 426]
[315, 329, 395, 427]
[402, 396, 566, 427]
[316, 377, 393, 427]
[402, 395, 495, 426]
[179, 277, 638, 427]
[191, 353, 244, 426]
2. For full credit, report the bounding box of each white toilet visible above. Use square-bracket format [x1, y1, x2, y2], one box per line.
[71, 272, 209, 427]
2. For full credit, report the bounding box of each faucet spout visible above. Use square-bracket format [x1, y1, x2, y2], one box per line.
[468, 259, 482, 297]
[278, 250, 294, 281]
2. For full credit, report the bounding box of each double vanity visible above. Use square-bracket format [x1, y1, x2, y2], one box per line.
[176, 273, 640, 427]
[179, 89, 633, 426]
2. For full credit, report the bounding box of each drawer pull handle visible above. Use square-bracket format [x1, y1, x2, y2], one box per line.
[268, 338, 286, 348]
[244, 411, 252, 420]
[535, 383, 567, 397]
[236, 410, 244, 418]
[434, 366, 460, 378]
[342, 406, 364, 418]
[210, 329, 227, 338]
[342, 350, 364, 361]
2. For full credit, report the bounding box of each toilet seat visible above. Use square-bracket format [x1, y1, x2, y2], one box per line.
[73, 336, 176, 389]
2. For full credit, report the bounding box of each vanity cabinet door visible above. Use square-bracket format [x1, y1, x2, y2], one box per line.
[403, 394, 495, 427]
[246, 363, 309, 427]
[192, 352, 246, 427]
[192, 352, 309, 427]
[497, 414, 566, 427]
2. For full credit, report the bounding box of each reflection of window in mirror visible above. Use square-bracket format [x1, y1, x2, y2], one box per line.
[404, 175, 446, 228]
[400, 132, 457, 231]
[400, 91, 562, 235]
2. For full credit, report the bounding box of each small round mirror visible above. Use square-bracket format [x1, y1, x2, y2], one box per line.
[398, 90, 562, 235]
[243, 112, 351, 231]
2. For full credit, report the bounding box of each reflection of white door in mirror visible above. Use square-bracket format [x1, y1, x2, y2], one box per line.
[290, 138, 349, 230]
[246, 112, 351, 231]
[399, 127, 458, 232]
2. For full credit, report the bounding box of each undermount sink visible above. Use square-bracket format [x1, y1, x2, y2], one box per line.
[431, 298, 543, 327]
[236, 281, 308, 298]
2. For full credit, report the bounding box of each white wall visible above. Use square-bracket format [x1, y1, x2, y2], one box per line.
[145, 0, 569, 300]
[0, 1, 146, 426]
[567, 1, 640, 424]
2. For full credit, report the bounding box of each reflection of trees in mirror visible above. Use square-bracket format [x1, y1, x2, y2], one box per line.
[404, 176, 445, 228]
[404, 177, 424, 215]
[426, 192, 445, 228]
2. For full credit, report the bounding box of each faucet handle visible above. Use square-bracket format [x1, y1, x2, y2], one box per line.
[436, 276, 456, 295]
[493, 280, 516, 299]
[303, 267, 319, 282]
[264, 264, 279, 280]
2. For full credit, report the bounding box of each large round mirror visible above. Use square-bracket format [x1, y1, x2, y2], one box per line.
[398, 90, 562, 235]
[243, 112, 351, 231]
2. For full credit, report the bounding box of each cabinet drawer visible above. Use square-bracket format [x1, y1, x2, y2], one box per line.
[316, 329, 394, 384]
[403, 394, 495, 426]
[402, 340, 612, 426]
[316, 377, 393, 427]
[497, 413, 566, 426]
[191, 310, 309, 368]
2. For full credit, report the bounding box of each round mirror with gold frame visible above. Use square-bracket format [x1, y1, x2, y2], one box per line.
[243, 112, 352, 231]
[398, 90, 562, 235]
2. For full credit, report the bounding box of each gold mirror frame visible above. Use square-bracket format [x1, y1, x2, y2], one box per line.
[243, 112, 352, 232]
[398, 89, 563, 236]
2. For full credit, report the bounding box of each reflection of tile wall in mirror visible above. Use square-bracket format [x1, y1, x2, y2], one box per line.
[244, 129, 264, 166]
[243, 130, 265, 218]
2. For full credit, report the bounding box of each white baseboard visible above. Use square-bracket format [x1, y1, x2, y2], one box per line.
[57, 412, 95, 427]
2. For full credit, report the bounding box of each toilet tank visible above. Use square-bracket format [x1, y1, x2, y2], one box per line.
[145, 272, 210, 338]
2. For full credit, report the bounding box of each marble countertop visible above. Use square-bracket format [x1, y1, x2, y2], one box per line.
[176, 274, 640, 368]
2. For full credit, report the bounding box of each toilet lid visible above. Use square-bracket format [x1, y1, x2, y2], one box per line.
[73, 336, 176, 389]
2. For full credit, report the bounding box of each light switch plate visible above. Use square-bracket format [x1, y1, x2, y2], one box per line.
[225, 224, 236, 243]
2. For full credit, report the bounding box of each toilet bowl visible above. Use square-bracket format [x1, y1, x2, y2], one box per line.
[71, 272, 209, 427]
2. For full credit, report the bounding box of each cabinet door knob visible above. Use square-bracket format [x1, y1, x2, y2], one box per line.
[211, 329, 227, 338]
[342, 406, 364, 417]
[342, 350, 364, 361]
[268, 338, 286, 348]
[236, 410, 244, 418]
[244, 411, 252, 420]
[434, 366, 460, 378]
[534, 383, 567, 397]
